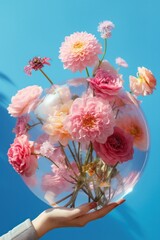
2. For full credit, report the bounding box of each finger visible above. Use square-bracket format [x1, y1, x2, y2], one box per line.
[67, 202, 97, 219]
[72, 199, 125, 226]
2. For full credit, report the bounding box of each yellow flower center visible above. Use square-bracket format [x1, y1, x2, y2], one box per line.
[72, 41, 84, 52]
[130, 125, 141, 137]
[82, 114, 96, 128]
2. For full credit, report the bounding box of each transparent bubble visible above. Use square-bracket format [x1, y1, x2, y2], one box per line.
[22, 84, 149, 208]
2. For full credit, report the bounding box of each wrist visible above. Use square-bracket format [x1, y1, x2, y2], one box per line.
[32, 211, 51, 238]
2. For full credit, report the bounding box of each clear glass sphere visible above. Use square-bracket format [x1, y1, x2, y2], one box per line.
[22, 84, 149, 208]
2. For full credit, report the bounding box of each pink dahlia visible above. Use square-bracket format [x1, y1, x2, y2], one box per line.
[64, 96, 115, 144]
[59, 32, 102, 72]
[129, 67, 156, 96]
[8, 134, 38, 176]
[98, 21, 115, 39]
[7, 85, 43, 117]
[88, 68, 123, 99]
[24, 57, 51, 75]
[93, 127, 134, 166]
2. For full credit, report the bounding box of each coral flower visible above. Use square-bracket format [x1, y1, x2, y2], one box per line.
[116, 110, 149, 151]
[93, 127, 134, 166]
[7, 85, 43, 117]
[129, 67, 156, 96]
[59, 32, 102, 72]
[98, 20, 115, 39]
[24, 57, 51, 75]
[64, 96, 115, 144]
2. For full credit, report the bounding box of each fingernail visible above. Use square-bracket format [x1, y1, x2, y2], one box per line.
[89, 202, 97, 209]
[116, 199, 126, 206]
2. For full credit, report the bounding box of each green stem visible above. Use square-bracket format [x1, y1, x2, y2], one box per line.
[39, 68, 54, 85]
[27, 121, 42, 130]
[67, 144, 79, 168]
[59, 142, 78, 178]
[85, 67, 90, 77]
[98, 38, 107, 68]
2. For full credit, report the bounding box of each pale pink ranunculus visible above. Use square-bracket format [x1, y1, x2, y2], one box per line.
[129, 67, 156, 96]
[8, 134, 38, 176]
[87, 67, 123, 99]
[59, 32, 102, 72]
[93, 127, 134, 166]
[116, 110, 148, 151]
[8, 85, 43, 117]
[64, 96, 115, 144]
[13, 114, 30, 136]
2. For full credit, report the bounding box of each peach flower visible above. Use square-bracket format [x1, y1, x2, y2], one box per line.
[43, 101, 73, 146]
[116, 110, 148, 151]
[8, 85, 43, 117]
[129, 67, 156, 96]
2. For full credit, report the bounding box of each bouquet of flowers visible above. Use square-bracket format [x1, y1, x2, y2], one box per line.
[7, 21, 156, 208]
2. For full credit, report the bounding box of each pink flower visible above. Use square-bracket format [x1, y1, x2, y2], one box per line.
[24, 57, 50, 75]
[98, 21, 115, 39]
[39, 141, 56, 158]
[7, 85, 43, 117]
[129, 67, 156, 96]
[8, 135, 38, 176]
[87, 68, 123, 99]
[41, 162, 79, 195]
[115, 57, 128, 68]
[64, 96, 115, 144]
[116, 110, 148, 151]
[93, 127, 134, 166]
[59, 32, 102, 72]
[13, 114, 30, 136]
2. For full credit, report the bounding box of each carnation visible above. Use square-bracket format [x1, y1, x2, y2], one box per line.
[59, 32, 102, 72]
[8, 135, 38, 176]
[88, 68, 123, 98]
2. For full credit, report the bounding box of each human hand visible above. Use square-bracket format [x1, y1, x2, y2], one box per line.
[32, 199, 125, 238]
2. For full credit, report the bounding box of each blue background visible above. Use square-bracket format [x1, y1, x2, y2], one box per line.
[0, 0, 159, 239]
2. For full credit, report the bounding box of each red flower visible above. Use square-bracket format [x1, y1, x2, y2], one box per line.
[93, 127, 134, 166]
[24, 57, 50, 75]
